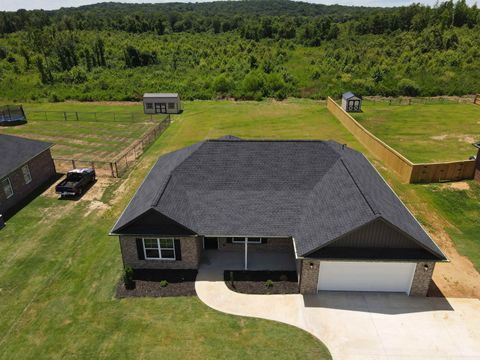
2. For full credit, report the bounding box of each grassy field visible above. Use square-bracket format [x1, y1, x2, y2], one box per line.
[0, 99, 345, 360]
[0, 102, 159, 161]
[354, 101, 480, 163]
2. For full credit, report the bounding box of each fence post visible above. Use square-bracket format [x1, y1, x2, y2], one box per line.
[110, 162, 115, 177]
[44, 111, 48, 121]
[94, 112, 97, 121]
[64, 112, 67, 121]
[114, 162, 119, 178]
[76, 112, 79, 121]
[91, 161, 95, 170]
[72, 159, 76, 168]
[113, 113, 116, 122]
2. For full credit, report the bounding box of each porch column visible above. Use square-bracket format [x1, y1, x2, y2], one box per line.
[244, 237, 248, 270]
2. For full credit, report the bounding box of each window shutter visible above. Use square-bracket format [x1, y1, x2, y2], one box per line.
[136, 238, 145, 260]
[174, 239, 182, 261]
[226, 237, 232, 244]
[261, 238, 268, 244]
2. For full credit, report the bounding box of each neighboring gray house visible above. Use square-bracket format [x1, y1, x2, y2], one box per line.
[143, 93, 182, 114]
[0, 134, 56, 219]
[111, 136, 447, 296]
[342, 92, 362, 112]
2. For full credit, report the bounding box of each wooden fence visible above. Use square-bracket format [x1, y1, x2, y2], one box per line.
[327, 97, 476, 183]
[53, 115, 171, 177]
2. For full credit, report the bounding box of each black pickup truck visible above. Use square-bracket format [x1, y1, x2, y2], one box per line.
[55, 168, 96, 197]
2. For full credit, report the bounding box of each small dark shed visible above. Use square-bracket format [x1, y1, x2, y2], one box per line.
[342, 92, 362, 112]
[474, 142, 480, 183]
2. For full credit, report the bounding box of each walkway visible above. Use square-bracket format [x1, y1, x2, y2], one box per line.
[195, 251, 480, 359]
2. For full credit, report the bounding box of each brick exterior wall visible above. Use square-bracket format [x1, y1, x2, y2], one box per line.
[119, 236, 202, 270]
[298, 259, 435, 296]
[298, 259, 321, 294]
[217, 237, 294, 252]
[0, 149, 56, 216]
[409, 261, 435, 296]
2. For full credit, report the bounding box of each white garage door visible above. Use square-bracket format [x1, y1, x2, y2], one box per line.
[317, 261, 416, 293]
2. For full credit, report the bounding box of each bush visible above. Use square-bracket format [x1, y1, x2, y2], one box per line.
[123, 266, 135, 290]
[160, 280, 168, 287]
[398, 78, 420, 96]
[265, 279, 274, 288]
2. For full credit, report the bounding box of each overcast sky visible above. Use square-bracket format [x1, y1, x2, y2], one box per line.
[0, 0, 476, 12]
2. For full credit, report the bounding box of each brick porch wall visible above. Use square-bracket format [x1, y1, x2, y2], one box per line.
[217, 237, 294, 252]
[119, 236, 202, 270]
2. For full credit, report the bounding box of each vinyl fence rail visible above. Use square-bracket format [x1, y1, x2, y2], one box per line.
[327, 97, 476, 183]
[52, 115, 171, 178]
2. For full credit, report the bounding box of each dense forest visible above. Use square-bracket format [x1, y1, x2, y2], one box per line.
[0, 0, 479, 101]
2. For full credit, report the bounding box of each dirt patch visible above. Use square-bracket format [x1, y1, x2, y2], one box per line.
[459, 135, 476, 144]
[441, 182, 471, 191]
[431, 134, 448, 141]
[116, 269, 197, 298]
[224, 270, 299, 295]
[422, 204, 480, 298]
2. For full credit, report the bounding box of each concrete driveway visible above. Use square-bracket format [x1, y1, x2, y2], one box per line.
[195, 253, 480, 359]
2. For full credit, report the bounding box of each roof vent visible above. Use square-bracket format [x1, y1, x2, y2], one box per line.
[342, 144, 347, 150]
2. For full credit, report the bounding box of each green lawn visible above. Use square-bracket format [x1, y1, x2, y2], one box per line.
[0, 99, 343, 360]
[354, 101, 480, 163]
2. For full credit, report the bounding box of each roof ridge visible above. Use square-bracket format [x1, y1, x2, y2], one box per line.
[150, 141, 206, 207]
[339, 158, 377, 215]
[207, 139, 330, 143]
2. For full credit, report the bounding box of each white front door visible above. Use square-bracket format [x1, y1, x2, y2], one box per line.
[317, 261, 416, 294]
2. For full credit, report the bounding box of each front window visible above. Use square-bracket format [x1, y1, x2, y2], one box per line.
[2, 177, 13, 199]
[143, 238, 175, 260]
[231, 237, 263, 244]
[22, 165, 32, 184]
[145, 102, 153, 109]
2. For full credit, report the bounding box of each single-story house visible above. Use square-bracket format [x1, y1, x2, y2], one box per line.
[0, 134, 56, 219]
[111, 136, 447, 296]
[143, 93, 182, 114]
[342, 92, 362, 112]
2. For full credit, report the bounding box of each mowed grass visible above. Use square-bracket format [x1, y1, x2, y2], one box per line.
[0, 102, 159, 160]
[0, 99, 344, 360]
[355, 101, 480, 163]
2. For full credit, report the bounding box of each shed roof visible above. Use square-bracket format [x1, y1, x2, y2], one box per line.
[111, 137, 446, 261]
[0, 134, 52, 179]
[143, 93, 179, 98]
[342, 92, 361, 100]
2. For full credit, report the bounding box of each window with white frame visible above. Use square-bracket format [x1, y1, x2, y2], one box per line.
[143, 238, 175, 260]
[231, 237, 263, 244]
[2, 177, 13, 199]
[145, 102, 153, 109]
[22, 165, 32, 184]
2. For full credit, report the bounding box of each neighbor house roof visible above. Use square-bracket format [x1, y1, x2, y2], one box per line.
[0, 134, 53, 179]
[143, 93, 179, 98]
[111, 137, 446, 261]
[342, 92, 361, 100]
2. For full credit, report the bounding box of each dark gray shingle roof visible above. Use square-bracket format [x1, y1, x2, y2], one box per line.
[342, 92, 361, 100]
[111, 137, 446, 260]
[0, 134, 52, 179]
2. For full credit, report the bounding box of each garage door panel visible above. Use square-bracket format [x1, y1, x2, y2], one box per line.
[317, 261, 416, 293]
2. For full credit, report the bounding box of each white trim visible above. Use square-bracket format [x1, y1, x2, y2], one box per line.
[21, 164, 32, 184]
[2, 177, 14, 199]
[232, 237, 262, 244]
[142, 237, 176, 261]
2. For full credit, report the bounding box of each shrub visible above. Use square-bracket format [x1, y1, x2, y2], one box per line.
[265, 279, 274, 288]
[398, 78, 420, 96]
[160, 280, 168, 287]
[123, 266, 135, 290]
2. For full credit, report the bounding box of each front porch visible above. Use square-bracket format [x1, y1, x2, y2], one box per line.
[201, 249, 297, 272]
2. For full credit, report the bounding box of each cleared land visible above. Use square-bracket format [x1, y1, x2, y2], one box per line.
[0, 99, 339, 359]
[354, 101, 480, 163]
[0, 102, 157, 161]
[0, 99, 479, 358]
